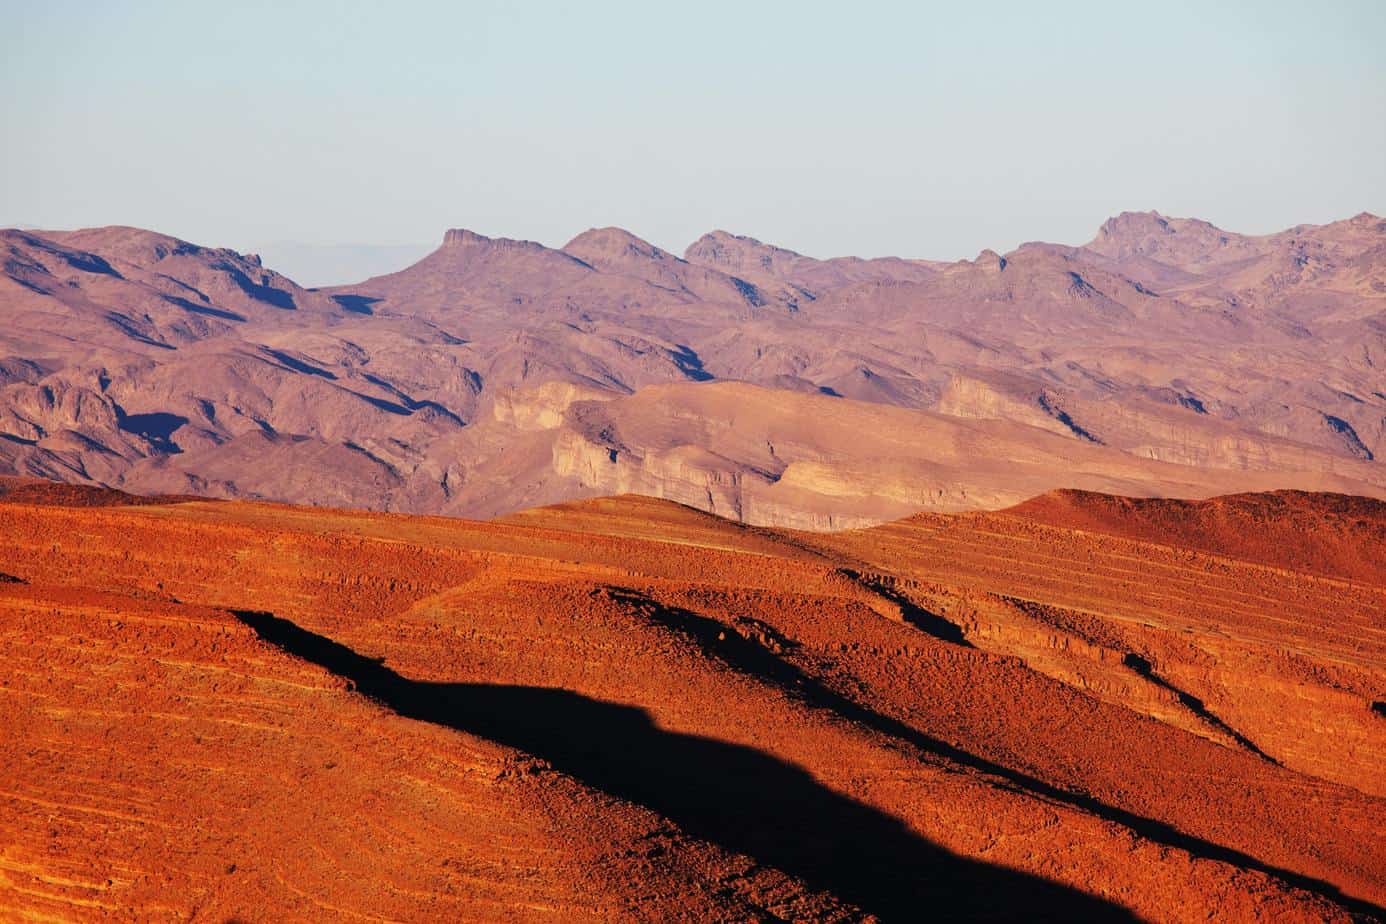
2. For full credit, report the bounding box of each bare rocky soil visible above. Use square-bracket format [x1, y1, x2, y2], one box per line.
[0, 483, 1381, 921]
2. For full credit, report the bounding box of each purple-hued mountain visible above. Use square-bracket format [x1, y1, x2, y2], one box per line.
[2, 211, 1383, 527]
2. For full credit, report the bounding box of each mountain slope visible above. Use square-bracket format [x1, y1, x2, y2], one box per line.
[1, 211, 1383, 526]
[1002, 488, 1386, 585]
[0, 485, 1380, 919]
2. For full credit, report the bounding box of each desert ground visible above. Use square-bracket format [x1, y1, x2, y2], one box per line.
[0, 478, 1381, 921]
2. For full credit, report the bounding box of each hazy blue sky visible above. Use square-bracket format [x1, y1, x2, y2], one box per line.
[3, 0, 1384, 275]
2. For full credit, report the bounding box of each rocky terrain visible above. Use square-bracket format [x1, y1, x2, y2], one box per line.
[0, 482, 1381, 920]
[2, 212, 1384, 526]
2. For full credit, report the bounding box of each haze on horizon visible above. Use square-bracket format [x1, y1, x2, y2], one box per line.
[3, 0, 1385, 285]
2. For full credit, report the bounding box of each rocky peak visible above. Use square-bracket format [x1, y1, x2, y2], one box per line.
[1095, 211, 1172, 243]
[1347, 211, 1385, 232]
[563, 227, 670, 265]
[1084, 211, 1246, 264]
[975, 249, 1008, 272]
[684, 230, 804, 275]
[39, 226, 207, 267]
[442, 228, 495, 248]
[441, 228, 553, 255]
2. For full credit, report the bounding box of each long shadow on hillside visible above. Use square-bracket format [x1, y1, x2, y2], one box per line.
[1122, 654, 1278, 762]
[234, 609, 1131, 922]
[843, 570, 971, 645]
[617, 593, 1380, 919]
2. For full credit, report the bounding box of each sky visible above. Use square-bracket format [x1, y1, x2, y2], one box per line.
[3, 0, 1384, 283]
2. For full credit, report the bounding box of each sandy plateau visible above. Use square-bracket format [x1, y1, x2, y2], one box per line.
[0, 479, 1382, 921]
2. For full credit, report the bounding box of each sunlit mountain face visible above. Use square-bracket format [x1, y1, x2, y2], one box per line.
[2, 211, 1383, 527]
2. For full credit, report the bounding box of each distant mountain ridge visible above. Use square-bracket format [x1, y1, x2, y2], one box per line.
[1, 210, 1383, 526]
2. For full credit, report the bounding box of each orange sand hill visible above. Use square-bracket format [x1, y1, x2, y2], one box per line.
[1, 486, 1383, 921]
[0, 475, 190, 508]
[1002, 488, 1386, 586]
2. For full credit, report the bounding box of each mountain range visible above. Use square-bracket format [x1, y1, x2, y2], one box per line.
[2, 211, 1384, 527]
